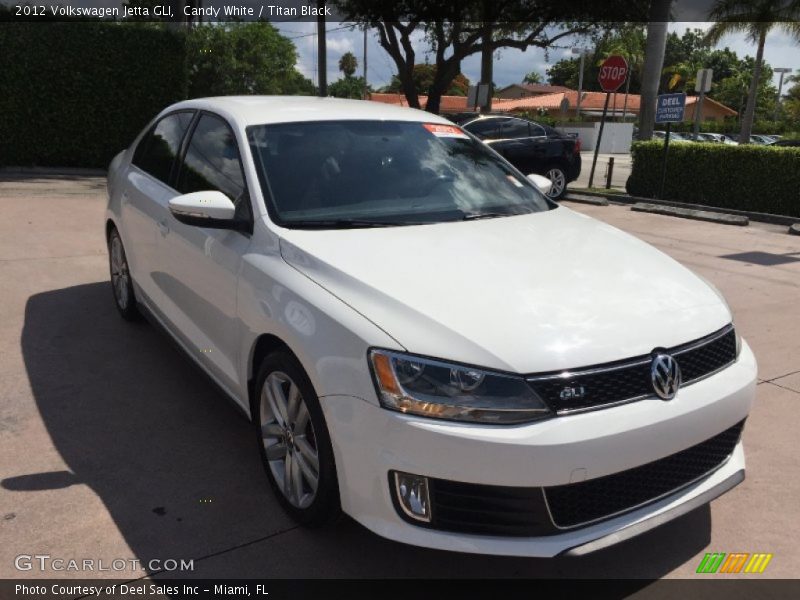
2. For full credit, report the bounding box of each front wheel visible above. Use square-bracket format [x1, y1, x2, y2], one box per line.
[544, 165, 568, 200]
[254, 351, 340, 526]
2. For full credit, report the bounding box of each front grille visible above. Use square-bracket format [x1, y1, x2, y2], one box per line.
[543, 420, 745, 529]
[528, 325, 737, 413]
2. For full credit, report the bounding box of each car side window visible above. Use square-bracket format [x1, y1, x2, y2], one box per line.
[499, 118, 531, 139]
[464, 119, 504, 140]
[132, 112, 193, 185]
[530, 124, 548, 137]
[176, 113, 250, 221]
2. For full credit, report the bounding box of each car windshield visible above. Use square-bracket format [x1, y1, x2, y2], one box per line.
[247, 120, 553, 228]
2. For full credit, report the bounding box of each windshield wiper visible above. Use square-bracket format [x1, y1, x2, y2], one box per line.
[461, 211, 514, 221]
[286, 219, 426, 229]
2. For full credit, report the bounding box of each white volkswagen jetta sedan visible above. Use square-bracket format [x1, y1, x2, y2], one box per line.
[105, 96, 756, 557]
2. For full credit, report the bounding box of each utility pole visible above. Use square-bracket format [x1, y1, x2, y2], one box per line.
[774, 67, 792, 121]
[572, 47, 587, 119]
[317, 0, 327, 97]
[363, 27, 368, 100]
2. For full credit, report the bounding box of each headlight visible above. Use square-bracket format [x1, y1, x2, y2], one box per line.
[368, 349, 551, 424]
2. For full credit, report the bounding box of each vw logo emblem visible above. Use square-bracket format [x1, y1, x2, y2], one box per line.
[651, 353, 681, 400]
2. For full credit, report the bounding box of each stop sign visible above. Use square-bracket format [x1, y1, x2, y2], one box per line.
[598, 55, 629, 92]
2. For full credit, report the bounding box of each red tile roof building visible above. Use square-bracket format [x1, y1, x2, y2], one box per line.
[492, 91, 737, 122]
[495, 83, 572, 99]
[368, 93, 471, 113]
[368, 90, 737, 122]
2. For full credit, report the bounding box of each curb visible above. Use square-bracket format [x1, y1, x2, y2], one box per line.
[561, 194, 609, 206]
[567, 189, 800, 227]
[0, 167, 106, 177]
[631, 203, 749, 226]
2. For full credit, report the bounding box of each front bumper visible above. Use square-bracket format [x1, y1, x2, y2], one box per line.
[320, 341, 756, 557]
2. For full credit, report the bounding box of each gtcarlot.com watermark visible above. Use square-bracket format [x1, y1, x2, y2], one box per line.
[15, 553, 194, 573]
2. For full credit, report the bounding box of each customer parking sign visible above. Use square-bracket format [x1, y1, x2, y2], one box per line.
[656, 93, 687, 123]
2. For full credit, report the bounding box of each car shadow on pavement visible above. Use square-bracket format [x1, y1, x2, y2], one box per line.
[13, 282, 712, 579]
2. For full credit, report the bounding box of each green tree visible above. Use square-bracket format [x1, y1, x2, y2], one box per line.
[783, 72, 800, 127]
[187, 22, 314, 98]
[712, 57, 777, 120]
[338, 51, 358, 77]
[329, 76, 371, 99]
[546, 25, 646, 95]
[386, 64, 470, 97]
[334, 0, 640, 114]
[705, 0, 800, 143]
[546, 58, 581, 88]
[522, 71, 543, 84]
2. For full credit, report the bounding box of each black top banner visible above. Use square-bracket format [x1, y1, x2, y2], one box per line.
[2, 0, 795, 23]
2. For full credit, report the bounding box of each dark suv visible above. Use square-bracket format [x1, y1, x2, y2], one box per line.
[450, 114, 582, 199]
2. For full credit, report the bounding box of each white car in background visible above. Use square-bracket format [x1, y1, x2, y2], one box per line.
[105, 96, 756, 556]
[652, 130, 692, 143]
[702, 133, 739, 146]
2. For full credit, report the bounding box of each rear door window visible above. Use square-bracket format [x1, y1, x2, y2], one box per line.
[464, 118, 505, 140]
[499, 118, 531, 139]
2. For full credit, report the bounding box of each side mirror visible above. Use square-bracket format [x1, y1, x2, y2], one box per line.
[169, 191, 245, 230]
[527, 173, 552, 196]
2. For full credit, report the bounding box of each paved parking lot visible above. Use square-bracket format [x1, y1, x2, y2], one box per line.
[1, 172, 799, 581]
[573, 151, 632, 191]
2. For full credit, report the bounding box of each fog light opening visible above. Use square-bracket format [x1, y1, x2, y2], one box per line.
[393, 471, 432, 523]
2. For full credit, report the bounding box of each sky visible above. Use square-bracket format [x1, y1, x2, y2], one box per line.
[277, 22, 800, 95]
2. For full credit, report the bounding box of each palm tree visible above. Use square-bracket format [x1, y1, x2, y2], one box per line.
[523, 71, 543, 84]
[338, 52, 358, 78]
[638, 0, 672, 140]
[661, 56, 705, 93]
[705, 0, 800, 144]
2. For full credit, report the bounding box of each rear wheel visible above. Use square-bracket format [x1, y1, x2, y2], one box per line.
[544, 165, 568, 200]
[108, 228, 139, 320]
[254, 351, 340, 526]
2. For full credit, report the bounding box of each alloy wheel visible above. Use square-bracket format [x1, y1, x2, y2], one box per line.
[260, 371, 320, 509]
[545, 167, 566, 199]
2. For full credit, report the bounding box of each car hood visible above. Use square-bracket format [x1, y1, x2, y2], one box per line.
[277, 207, 730, 374]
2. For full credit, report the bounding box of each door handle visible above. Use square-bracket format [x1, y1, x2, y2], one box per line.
[158, 220, 170, 236]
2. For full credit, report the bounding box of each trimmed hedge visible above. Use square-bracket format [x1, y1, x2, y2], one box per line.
[626, 141, 800, 217]
[0, 23, 186, 168]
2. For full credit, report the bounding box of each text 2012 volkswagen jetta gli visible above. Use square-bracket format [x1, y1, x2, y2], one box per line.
[105, 96, 756, 556]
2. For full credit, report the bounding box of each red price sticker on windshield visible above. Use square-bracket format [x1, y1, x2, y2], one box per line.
[423, 123, 469, 139]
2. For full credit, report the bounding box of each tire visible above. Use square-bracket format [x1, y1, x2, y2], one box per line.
[108, 227, 140, 321]
[253, 350, 340, 526]
[544, 164, 568, 200]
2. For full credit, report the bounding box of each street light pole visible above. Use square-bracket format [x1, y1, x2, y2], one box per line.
[316, 0, 327, 97]
[774, 67, 792, 121]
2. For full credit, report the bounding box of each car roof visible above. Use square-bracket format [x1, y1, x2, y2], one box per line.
[163, 96, 453, 127]
[460, 113, 549, 128]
